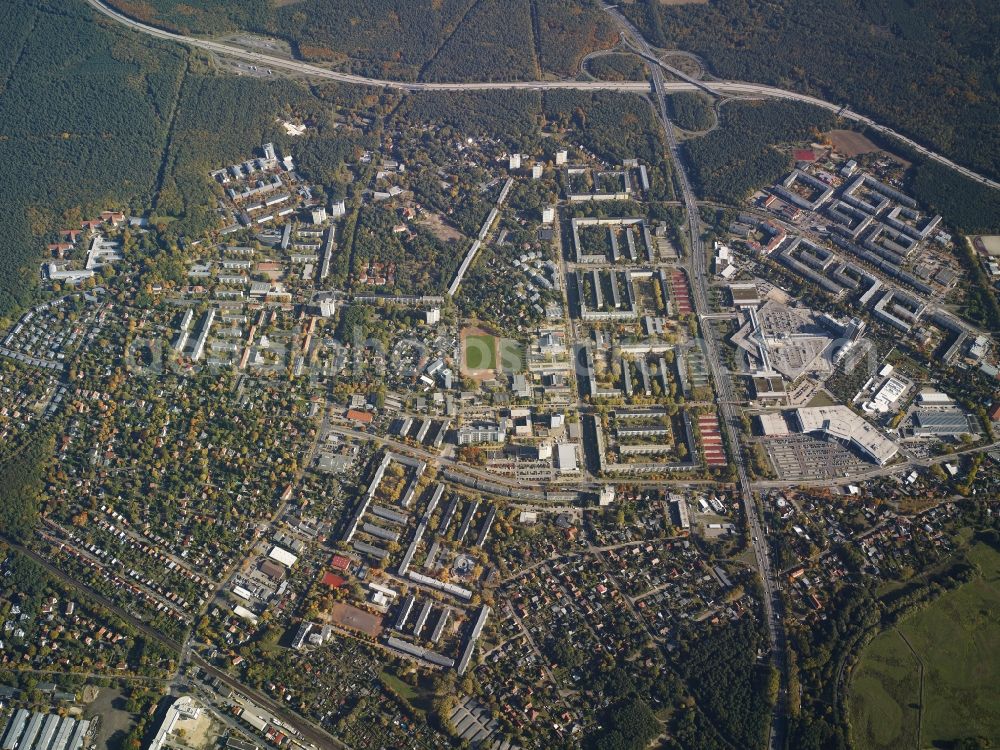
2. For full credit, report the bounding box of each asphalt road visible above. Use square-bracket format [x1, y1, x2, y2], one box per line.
[603, 7, 790, 747]
[72, 2, 996, 744]
[86, 0, 1000, 192]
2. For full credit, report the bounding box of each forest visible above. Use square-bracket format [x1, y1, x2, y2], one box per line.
[106, 0, 269, 35]
[0, 1, 186, 320]
[398, 91, 542, 148]
[155, 72, 322, 240]
[624, 0, 1000, 182]
[533, 0, 616, 78]
[543, 91, 665, 166]
[586, 54, 649, 82]
[667, 92, 715, 133]
[280, 0, 472, 79]
[107, 0, 618, 82]
[106, 0, 471, 80]
[681, 100, 835, 203]
[908, 161, 1000, 235]
[422, 0, 537, 82]
[0, 431, 53, 541]
[677, 618, 772, 749]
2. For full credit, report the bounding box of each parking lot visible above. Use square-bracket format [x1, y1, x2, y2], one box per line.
[763, 433, 870, 480]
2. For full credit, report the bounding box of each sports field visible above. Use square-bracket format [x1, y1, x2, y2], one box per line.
[462, 328, 497, 372]
[848, 542, 1000, 749]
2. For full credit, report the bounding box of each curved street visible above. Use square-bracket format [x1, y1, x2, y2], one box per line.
[86, 0, 999, 192]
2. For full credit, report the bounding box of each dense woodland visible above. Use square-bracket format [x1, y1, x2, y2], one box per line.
[156, 73, 317, 239]
[625, 0, 1000, 182]
[0, 432, 53, 541]
[399, 91, 542, 148]
[908, 161, 1000, 235]
[677, 618, 772, 749]
[422, 0, 537, 82]
[107, 0, 617, 81]
[0, 1, 187, 320]
[543, 91, 665, 166]
[667, 92, 715, 133]
[106, 0, 269, 35]
[106, 0, 470, 79]
[586, 54, 649, 82]
[682, 101, 835, 203]
[533, 0, 616, 78]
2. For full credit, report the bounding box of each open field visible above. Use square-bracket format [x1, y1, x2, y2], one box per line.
[828, 129, 911, 168]
[849, 542, 1000, 749]
[827, 129, 880, 157]
[418, 212, 463, 242]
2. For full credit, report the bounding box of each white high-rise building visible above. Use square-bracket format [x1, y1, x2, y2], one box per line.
[509, 153, 521, 170]
[555, 150, 568, 165]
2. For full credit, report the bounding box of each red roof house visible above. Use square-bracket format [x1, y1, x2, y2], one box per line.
[346, 409, 373, 425]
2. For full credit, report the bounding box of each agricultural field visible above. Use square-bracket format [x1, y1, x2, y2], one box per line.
[849, 542, 1000, 749]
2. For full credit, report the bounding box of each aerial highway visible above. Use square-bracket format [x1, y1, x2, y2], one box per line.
[87, 0, 1000, 192]
[85, 0, 648, 93]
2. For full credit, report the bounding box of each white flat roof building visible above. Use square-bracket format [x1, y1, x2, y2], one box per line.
[795, 405, 898, 466]
[556, 443, 578, 473]
[917, 390, 953, 405]
[268, 546, 298, 567]
[869, 376, 906, 413]
[758, 412, 790, 436]
[233, 605, 258, 623]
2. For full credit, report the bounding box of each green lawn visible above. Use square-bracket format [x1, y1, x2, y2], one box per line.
[464, 333, 497, 370]
[805, 389, 837, 408]
[380, 671, 419, 702]
[498, 337, 524, 374]
[849, 542, 1000, 749]
[379, 671, 435, 714]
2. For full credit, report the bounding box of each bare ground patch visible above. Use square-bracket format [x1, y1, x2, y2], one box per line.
[419, 211, 463, 242]
[828, 129, 880, 156]
[828, 129, 912, 167]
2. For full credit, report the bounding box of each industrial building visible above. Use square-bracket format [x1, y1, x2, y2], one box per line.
[1, 711, 90, 750]
[910, 410, 973, 437]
